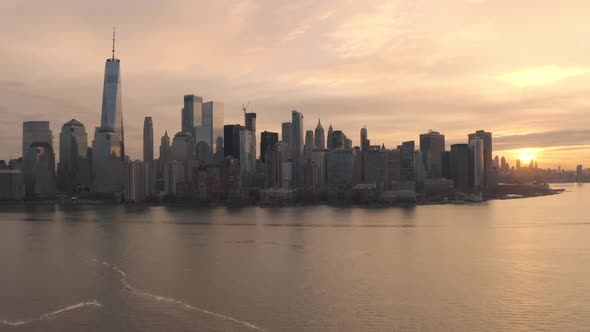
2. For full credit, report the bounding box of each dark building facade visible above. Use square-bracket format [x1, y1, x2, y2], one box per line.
[224, 124, 243, 159]
[260, 131, 279, 163]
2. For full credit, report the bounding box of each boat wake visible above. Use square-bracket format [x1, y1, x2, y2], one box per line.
[0, 300, 102, 327]
[101, 261, 264, 331]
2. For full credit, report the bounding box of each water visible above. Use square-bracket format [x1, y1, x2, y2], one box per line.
[0, 183, 589, 331]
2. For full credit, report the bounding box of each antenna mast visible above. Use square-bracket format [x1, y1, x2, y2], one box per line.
[112, 27, 116, 60]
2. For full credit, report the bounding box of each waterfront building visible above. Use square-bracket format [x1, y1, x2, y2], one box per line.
[22, 121, 53, 158]
[260, 131, 279, 163]
[281, 122, 292, 159]
[364, 145, 386, 185]
[99, 32, 124, 159]
[384, 149, 401, 189]
[414, 150, 427, 192]
[311, 149, 328, 189]
[0, 170, 25, 200]
[291, 111, 304, 187]
[23, 142, 56, 197]
[419, 130, 445, 178]
[58, 119, 89, 192]
[281, 161, 292, 188]
[327, 148, 354, 189]
[314, 119, 325, 149]
[469, 138, 484, 189]
[450, 144, 470, 190]
[400, 141, 415, 182]
[165, 160, 185, 196]
[303, 160, 320, 190]
[124, 160, 149, 202]
[91, 129, 123, 194]
[468, 130, 492, 186]
[264, 142, 284, 188]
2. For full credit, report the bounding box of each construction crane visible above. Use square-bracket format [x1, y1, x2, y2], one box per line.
[242, 100, 251, 115]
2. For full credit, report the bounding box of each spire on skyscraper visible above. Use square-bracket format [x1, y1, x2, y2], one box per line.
[112, 26, 116, 61]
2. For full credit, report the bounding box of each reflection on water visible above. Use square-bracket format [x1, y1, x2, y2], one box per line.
[0, 184, 589, 331]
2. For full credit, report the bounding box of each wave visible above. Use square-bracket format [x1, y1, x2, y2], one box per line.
[0, 300, 102, 327]
[101, 260, 264, 331]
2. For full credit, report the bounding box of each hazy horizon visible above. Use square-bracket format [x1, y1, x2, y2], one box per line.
[1, 0, 589, 169]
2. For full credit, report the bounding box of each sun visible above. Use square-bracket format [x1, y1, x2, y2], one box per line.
[515, 148, 536, 164]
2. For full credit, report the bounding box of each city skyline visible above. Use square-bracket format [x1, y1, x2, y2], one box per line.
[1, 1, 590, 169]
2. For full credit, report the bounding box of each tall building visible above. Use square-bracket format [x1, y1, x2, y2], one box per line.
[260, 131, 279, 163]
[327, 125, 334, 149]
[182, 94, 203, 135]
[291, 111, 304, 187]
[577, 165, 583, 182]
[329, 130, 350, 150]
[92, 31, 125, 194]
[281, 122, 292, 159]
[143, 117, 153, 162]
[239, 129, 256, 175]
[311, 149, 328, 189]
[360, 127, 369, 151]
[304, 130, 315, 161]
[326, 149, 354, 189]
[22, 121, 53, 157]
[315, 118, 325, 149]
[58, 119, 89, 192]
[400, 141, 415, 182]
[468, 130, 492, 186]
[171, 132, 196, 162]
[224, 124, 243, 159]
[92, 128, 123, 194]
[99, 30, 124, 159]
[364, 146, 386, 185]
[124, 160, 149, 202]
[245, 112, 256, 132]
[384, 149, 401, 189]
[198, 101, 224, 157]
[469, 138, 484, 189]
[264, 142, 284, 188]
[157, 131, 172, 191]
[23, 142, 56, 197]
[450, 144, 470, 189]
[419, 130, 445, 178]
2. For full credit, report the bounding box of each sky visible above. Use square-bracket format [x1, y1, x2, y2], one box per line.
[1, 0, 589, 169]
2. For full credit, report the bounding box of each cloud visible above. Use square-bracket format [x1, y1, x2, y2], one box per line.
[498, 66, 590, 88]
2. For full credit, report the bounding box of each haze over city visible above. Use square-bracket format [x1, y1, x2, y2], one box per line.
[1, 0, 589, 169]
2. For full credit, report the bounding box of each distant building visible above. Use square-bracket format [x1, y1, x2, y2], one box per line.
[165, 160, 185, 196]
[0, 170, 25, 200]
[364, 145, 386, 185]
[327, 125, 334, 149]
[58, 119, 89, 192]
[224, 124, 243, 159]
[157, 131, 172, 189]
[469, 138, 484, 189]
[23, 142, 56, 197]
[311, 149, 328, 189]
[245, 112, 256, 132]
[304, 130, 315, 161]
[260, 131, 279, 163]
[291, 111, 304, 187]
[91, 129, 123, 194]
[384, 149, 401, 189]
[264, 142, 284, 188]
[124, 160, 149, 202]
[171, 132, 196, 162]
[577, 165, 583, 182]
[314, 119, 325, 149]
[281, 122, 292, 159]
[419, 130, 445, 178]
[143, 117, 154, 162]
[329, 130, 350, 150]
[468, 130, 492, 186]
[327, 148, 354, 189]
[22, 121, 53, 158]
[181, 94, 203, 135]
[400, 141, 415, 182]
[240, 129, 256, 175]
[197, 101, 224, 159]
[450, 144, 470, 190]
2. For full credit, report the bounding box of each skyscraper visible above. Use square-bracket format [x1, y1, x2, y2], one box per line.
[182, 94, 203, 135]
[291, 111, 304, 187]
[157, 131, 172, 183]
[469, 138, 484, 189]
[315, 118, 325, 149]
[22, 121, 53, 157]
[245, 112, 256, 132]
[419, 130, 445, 178]
[99, 29, 124, 159]
[58, 119, 88, 192]
[450, 144, 470, 189]
[281, 122, 292, 159]
[400, 141, 415, 182]
[304, 130, 314, 161]
[327, 125, 334, 149]
[468, 130, 492, 186]
[260, 131, 279, 163]
[143, 117, 153, 162]
[224, 125, 243, 159]
[199, 101, 224, 157]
